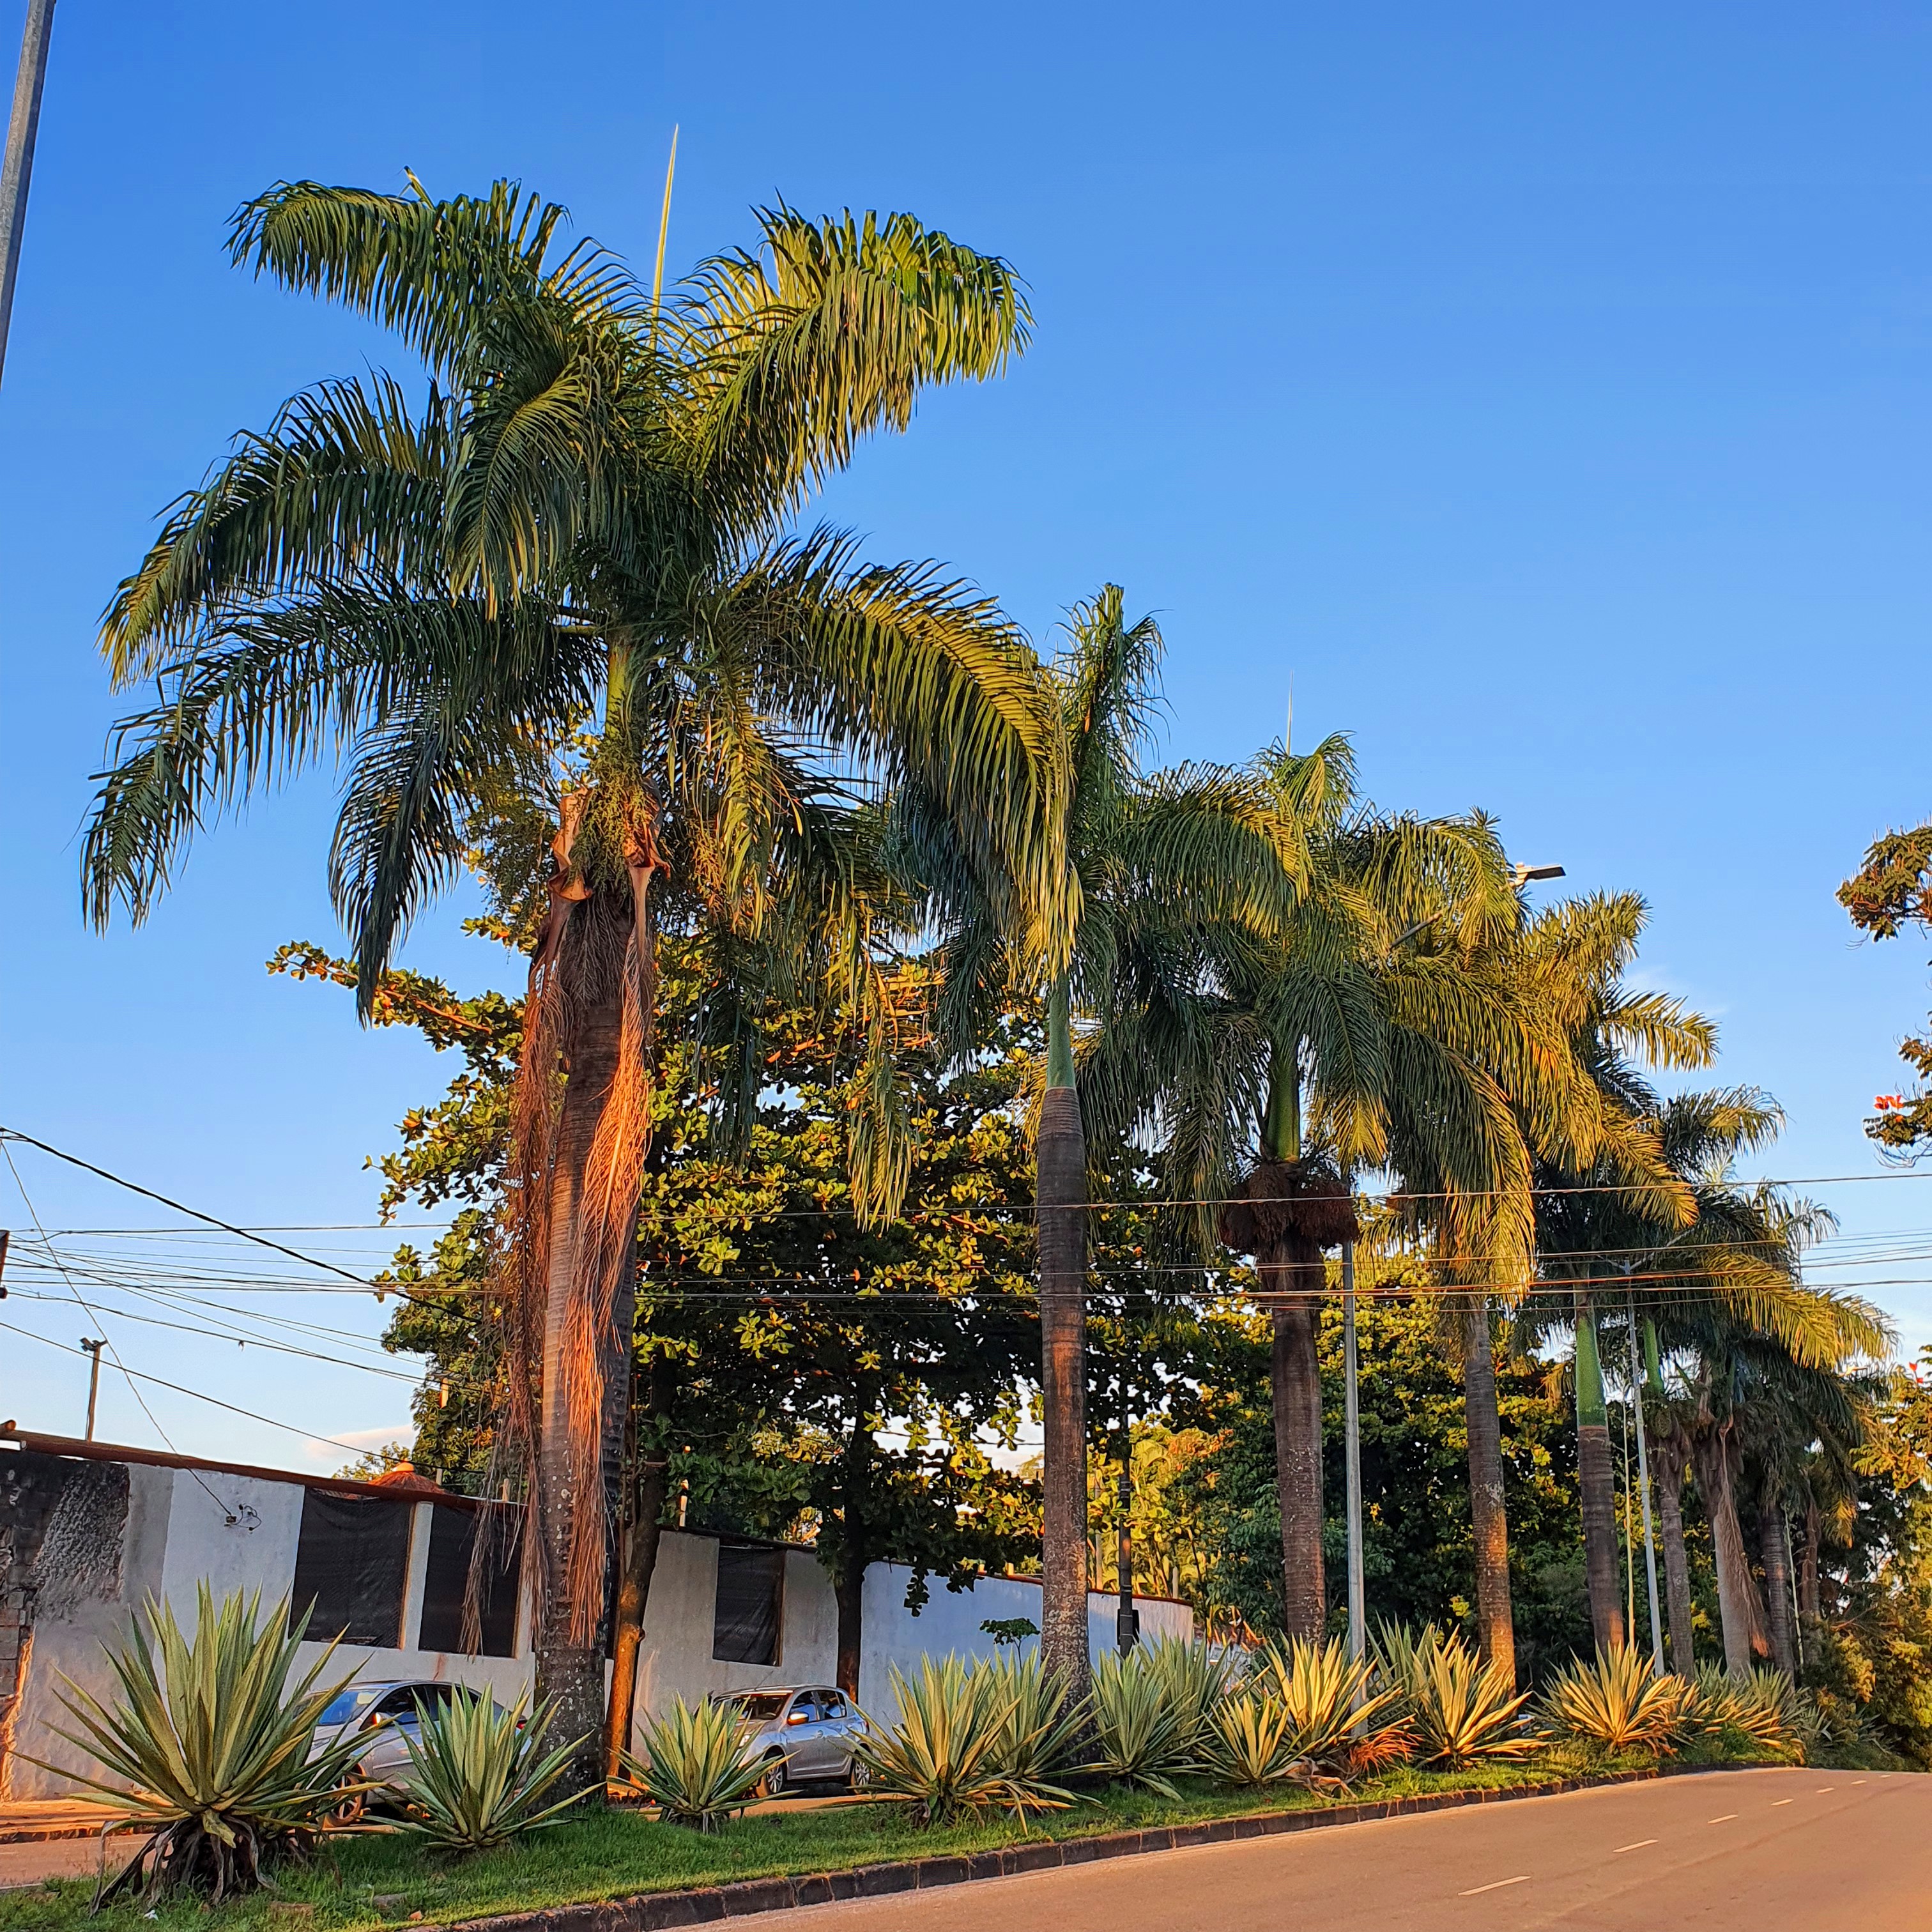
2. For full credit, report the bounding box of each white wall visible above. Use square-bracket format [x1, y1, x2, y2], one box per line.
[6, 1449, 1193, 1794]
[855, 1564, 1193, 1717]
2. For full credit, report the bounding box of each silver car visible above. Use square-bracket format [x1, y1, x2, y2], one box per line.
[310, 1679, 470, 1809]
[730, 1685, 862, 1797]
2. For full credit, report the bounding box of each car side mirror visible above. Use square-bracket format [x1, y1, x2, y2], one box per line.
[785, 1710, 809, 1726]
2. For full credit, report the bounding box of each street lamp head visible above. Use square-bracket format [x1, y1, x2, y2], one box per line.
[1510, 863, 1565, 885]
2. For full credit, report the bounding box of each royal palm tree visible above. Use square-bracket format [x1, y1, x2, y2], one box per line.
[80, 177, 1055, 1774]
[1110, 735, 1522, 1644]
[901, 588, 1299, 1692]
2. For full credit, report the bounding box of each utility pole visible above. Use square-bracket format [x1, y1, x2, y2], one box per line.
[1342, 1240, 1365, 1668]
[0, 0, 57, 388]
[79, 1336, 105, 1441]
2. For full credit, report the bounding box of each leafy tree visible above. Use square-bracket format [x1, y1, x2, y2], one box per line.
[1839, 822, 1932, 1158]
[84, 176, 1054, 1768]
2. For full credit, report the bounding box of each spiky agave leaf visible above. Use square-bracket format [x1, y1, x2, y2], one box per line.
[620, 1697, 768, 1832]
[1538, 1646, 1692, 1754]
[1083, 1649, 1200, 1798]
[850, 1656, 1070, 1826]
[397, 1687, 588, 1849]
[1257, 1636, 1406, 1777]
[1377, 1622, 1537, 1768]
[24, 1586, 371, 1906]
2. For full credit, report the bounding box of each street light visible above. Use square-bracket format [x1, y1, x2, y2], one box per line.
[79, 1336, 105, 1441]
[1511, 864, 1566, 885]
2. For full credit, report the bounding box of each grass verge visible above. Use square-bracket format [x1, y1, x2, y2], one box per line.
[0, 1744, 1782, 1932]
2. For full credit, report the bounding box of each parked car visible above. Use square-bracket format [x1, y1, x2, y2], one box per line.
[310, 1679, 473, 1807]
[728, 1685, 862, 1797]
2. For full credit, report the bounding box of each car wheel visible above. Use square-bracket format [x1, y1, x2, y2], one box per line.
[760, 1753, 788, 1799]
[847, 1757, 871, 1791]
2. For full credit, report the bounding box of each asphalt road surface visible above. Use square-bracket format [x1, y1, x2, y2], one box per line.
[756, 1767, 1930, 1932]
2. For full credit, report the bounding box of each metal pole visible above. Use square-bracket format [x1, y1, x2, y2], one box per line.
[80, 1336, 103, 1440]
[1342, 1241, 1365, 1667]
[1116, 1376, 1137, 1652]
[1626, 1294, 1664, 1672]
[0, 0, 57, 388]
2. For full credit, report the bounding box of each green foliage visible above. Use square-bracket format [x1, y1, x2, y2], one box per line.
[1376, 1621, 1535, 1767]
[1838, 820, 1932, 1157]
[397, 1688, 586, 1850]
[851, 1657, 1070, 1825]
[621, 1699, 769, 1832]
[1537, 1646, 1690, 1754]
[980, 1618, 1038, 1646]
[1171, 1291, 1589, 1670]
[30, 1587, 368, 1905]
[1083, 1650, 1203, 1797]
[1135, 1637, 1243, 1755]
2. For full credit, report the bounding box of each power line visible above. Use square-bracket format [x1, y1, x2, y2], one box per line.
[0, 1321, 398, 1454]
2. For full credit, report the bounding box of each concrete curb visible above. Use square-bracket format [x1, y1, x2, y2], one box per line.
[451, 1768, 1676, 1931]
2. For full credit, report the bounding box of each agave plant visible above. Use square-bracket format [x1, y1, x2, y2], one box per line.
[1136, 1637, 1243, 1754]
[1538, 1646, 1692, 1754]
[1084, 1649, 1200, 1797]
[1202, 1694, 1300, 1788]
[397, 1687, 587, 1850]
[1690, 1664, 1802, 1751]
[853, 1656, 1070, 1825]
[28, 1586, 370, 1905]
[1377, 1621, 1535, 1768]
[622, 1698, 769, 1832]
[1257, 1637, 1408, 1778]
[981, 1652, 1085, 1788]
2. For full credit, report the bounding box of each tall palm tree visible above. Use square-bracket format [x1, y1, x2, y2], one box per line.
[1115, 736, 1520, 1644]
[1563, 1089, 1892, 1675]
[1512, 895, 1722, 1652]
[80, 177, 1055, 1772]
[901, 588, 1299, 1692]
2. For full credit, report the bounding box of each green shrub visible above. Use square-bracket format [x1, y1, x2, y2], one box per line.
[852, 1657, 1070, 1826]
[397, 1687, 586, 1850]
[1376, 1620, 1535, 1767]
[1538, 1646, 1690, 1754]
[29, 1584, 369, 1905]
[1085, 1650, 1200, 1797]
[622, 1698, 768, 1832]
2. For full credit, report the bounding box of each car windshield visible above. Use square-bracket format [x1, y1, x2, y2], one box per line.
[317, 1687, 384, 1727]
[730, 1692, 791, 1721]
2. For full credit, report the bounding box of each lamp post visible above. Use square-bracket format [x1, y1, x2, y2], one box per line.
[0, 0, 56, 387]
[79, 1335, 104, 1441]
[1342, 1241, 1365, 1670]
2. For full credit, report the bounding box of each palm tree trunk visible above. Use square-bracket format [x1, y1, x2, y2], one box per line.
[1574, 1296, 1625, 1652]
[1459, 1298, 1515, 1681]
[534, 907, 629, 1780]
[1648, 1428, 1696, 1674]
[1758, 1494, 1797, 1678]
[832, 1414, 875, 1697]
[1689, 1422, 1767, 1678]
[1038, 977, 1090, 1698]
[602, 1452, 668, 1777]
[1798, 1499, 1821, 1621]
[1268, 1284, 1325, 1643]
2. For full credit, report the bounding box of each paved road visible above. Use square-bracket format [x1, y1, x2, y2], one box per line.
[757, 1768, 1931, 1932]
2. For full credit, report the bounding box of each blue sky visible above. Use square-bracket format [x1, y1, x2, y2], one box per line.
[2, 3, 1928, 1465]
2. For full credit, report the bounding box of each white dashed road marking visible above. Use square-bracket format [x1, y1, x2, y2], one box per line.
[1613, 1841, 1657, 1853]
[1772, 1799, 1793, 1807]
[1708, 1814, 1738, 1824]
[1459, 1876, 1531, 1896]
